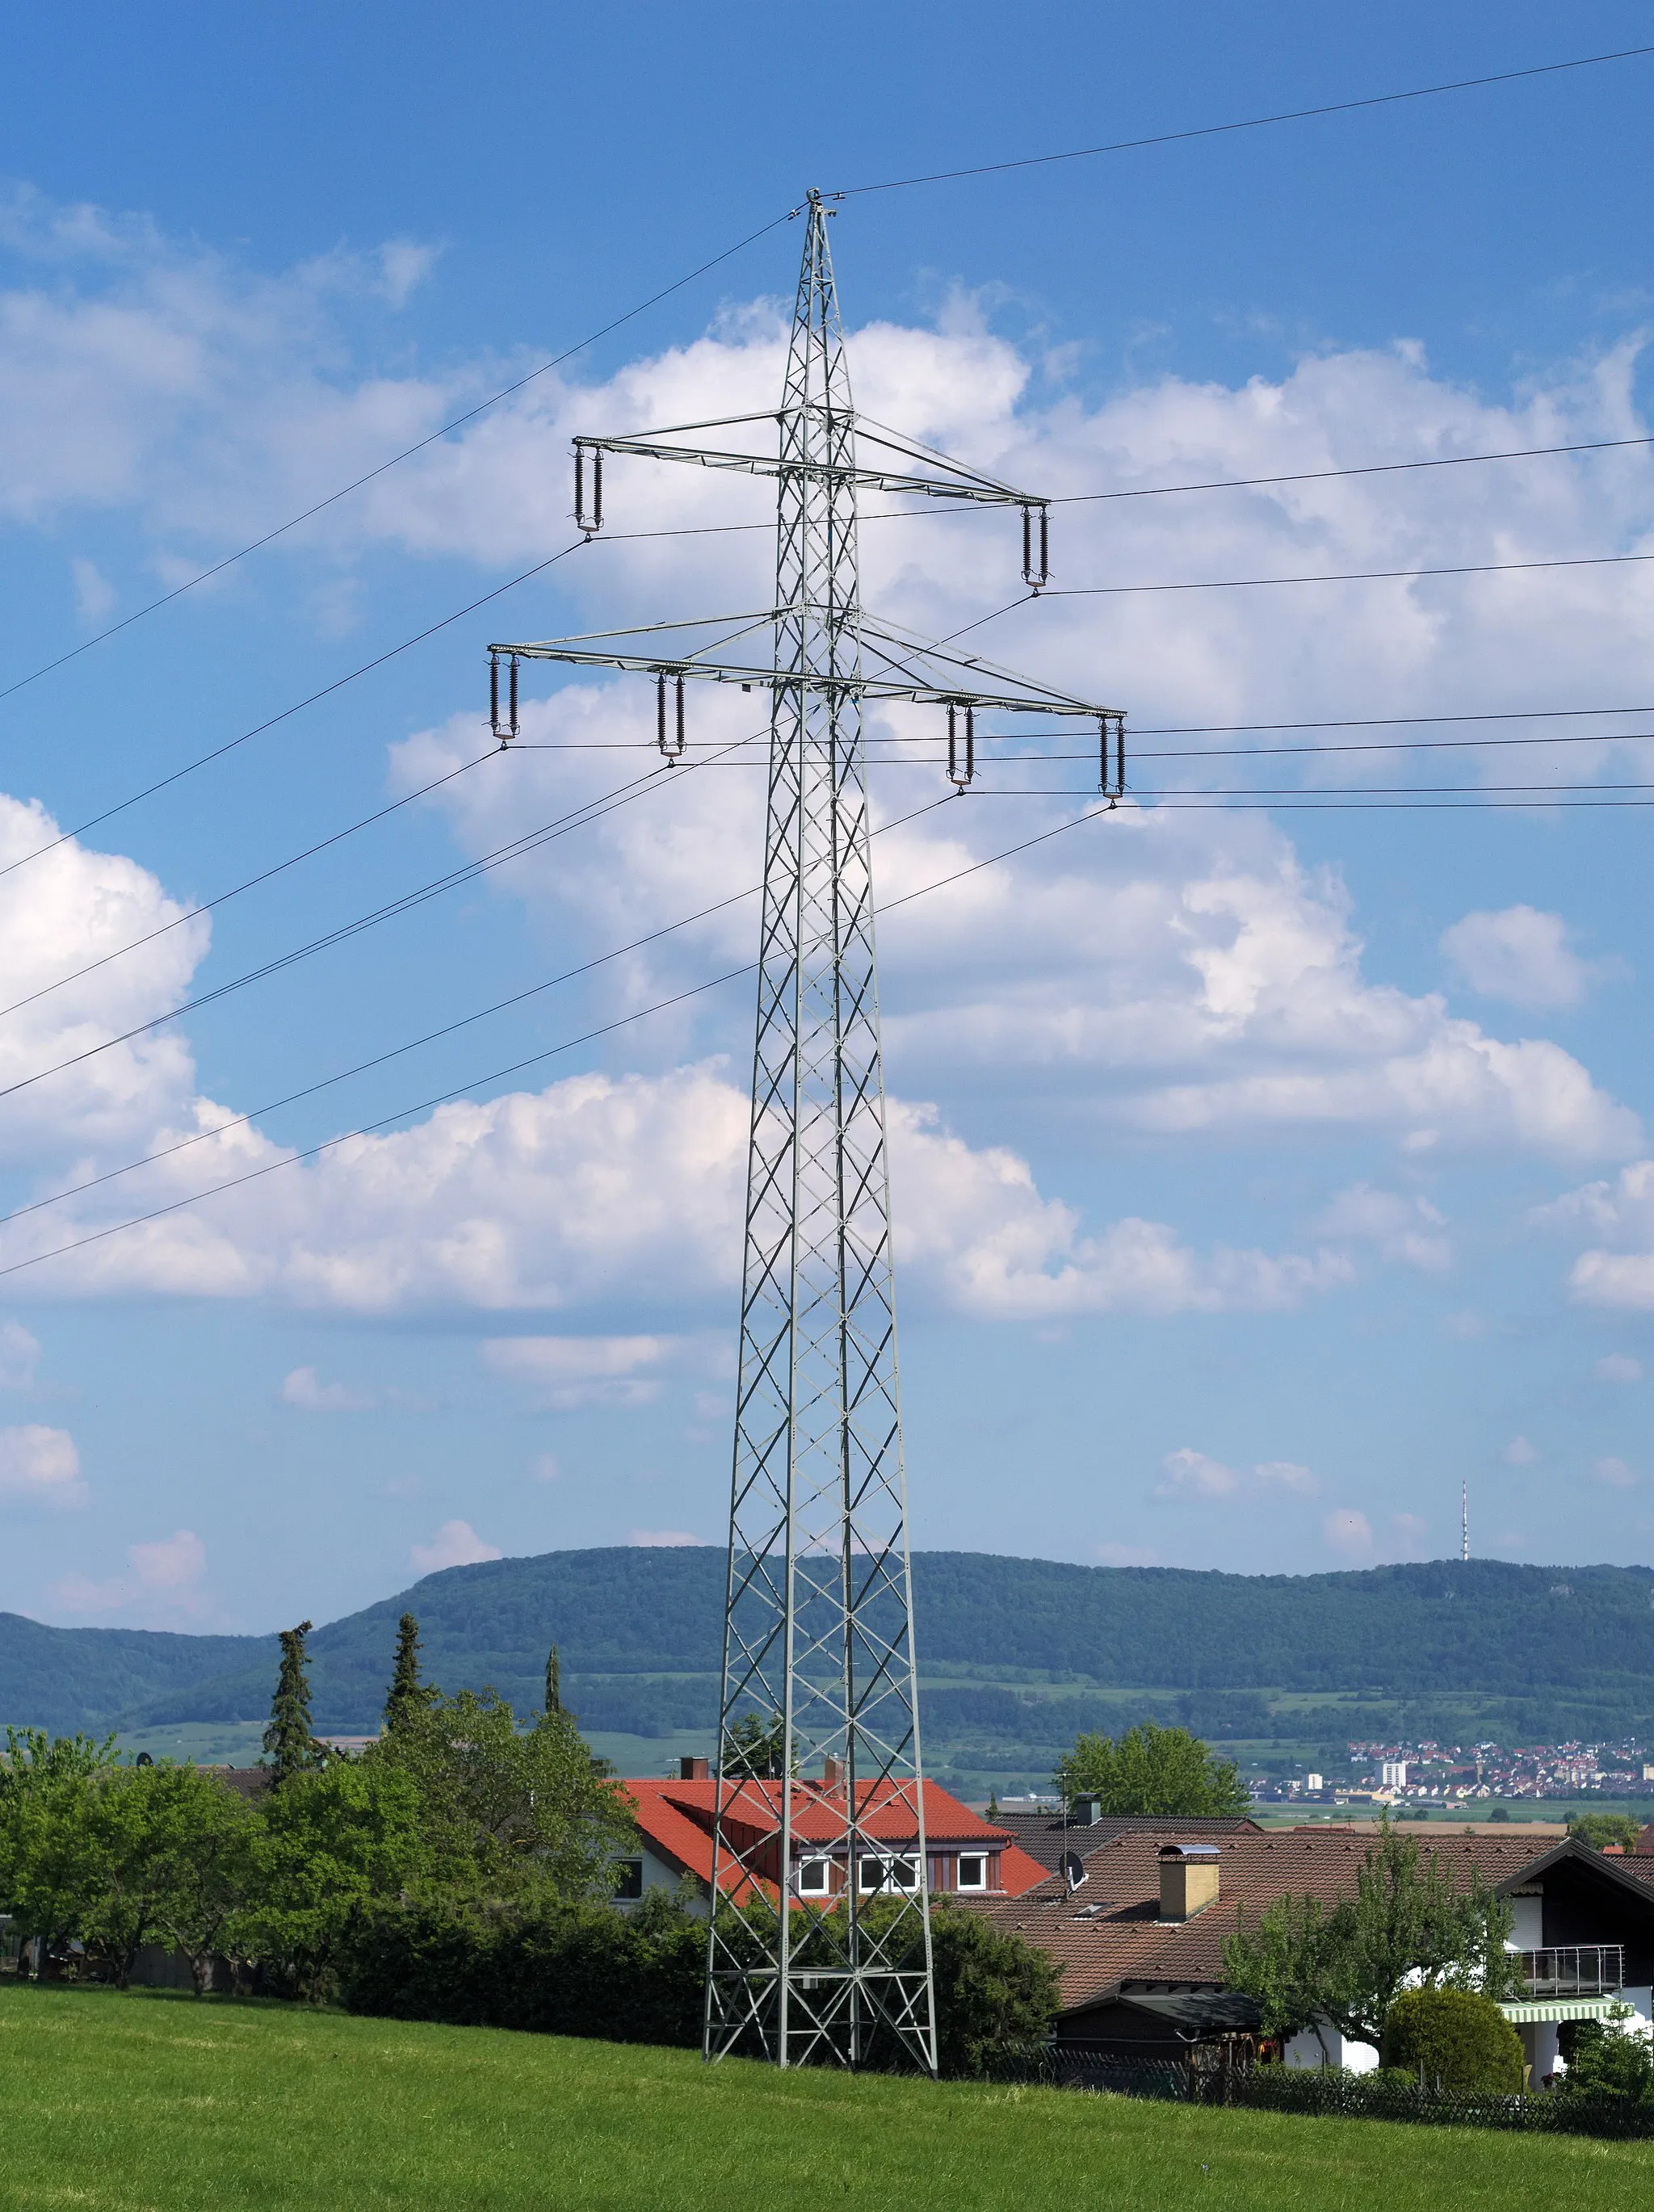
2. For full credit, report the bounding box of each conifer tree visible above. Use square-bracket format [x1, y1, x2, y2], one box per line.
[545, 1642, 562, 1716]
[263, 1621, 323, 1785]
[384, 1612, 434, 1737]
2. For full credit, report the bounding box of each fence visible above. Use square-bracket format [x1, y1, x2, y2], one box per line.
[1012, 2048, 1654, 2139]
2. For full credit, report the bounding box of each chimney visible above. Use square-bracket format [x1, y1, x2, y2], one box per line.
[822, 1756, 843, 1786]
[1068, 1795, 1103, 1826]
[680, 1756, 709, 1782]
[1158, 1843, 1220, 1921]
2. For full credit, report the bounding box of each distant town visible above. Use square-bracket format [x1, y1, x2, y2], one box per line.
[1253, 1740, 1654, 1807]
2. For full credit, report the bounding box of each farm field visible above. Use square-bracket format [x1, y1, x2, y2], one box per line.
[2, 1984, 1650, 2212]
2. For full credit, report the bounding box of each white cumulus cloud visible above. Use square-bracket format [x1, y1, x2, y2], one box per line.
[0, 1422, 82, 1505]
[281, 1366, 378, 1412]
[1323, 1509, 1375, 1559]
[1442, 906, 1602, 1010]
[0, 1321, 40, 1388]
[1597, 1354, 1644, 1383]
[1592, 1457, 1639, 1489]
[410, 1520, 502, 1573]
[1313, 1184, 1450, 1272]
[481, 1334, 674, 1410]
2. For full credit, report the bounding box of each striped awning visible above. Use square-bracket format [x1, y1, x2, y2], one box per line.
[1498, 1996, 1624, 2025]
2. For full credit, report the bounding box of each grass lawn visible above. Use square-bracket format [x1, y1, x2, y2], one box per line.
[2, 1985, 1650, 2211]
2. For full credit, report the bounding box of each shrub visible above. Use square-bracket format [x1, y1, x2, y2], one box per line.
[338, 1890, 706, 2048]
[338, 1890, 1057, 2076]
[928, 1898, 1060, 2077]
[1557, 2009, 1654, 2101]
[1381, 1987, 1525, 2092]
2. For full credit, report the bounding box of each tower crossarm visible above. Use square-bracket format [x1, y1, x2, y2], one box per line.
[489, 636, 1117, 718]
[573, 418, 1041, 510]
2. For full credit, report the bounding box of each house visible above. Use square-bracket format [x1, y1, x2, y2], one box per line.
[970, 1824, 1654, 2077]
[991, 1800, 1261, 1874]
[615, 1757, 1047, 1913]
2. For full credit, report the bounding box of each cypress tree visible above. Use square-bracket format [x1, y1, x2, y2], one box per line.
[263, 1619, 323, 1784]
[545, 1642, 562, 1716]
[384, 1611, 434, 1736]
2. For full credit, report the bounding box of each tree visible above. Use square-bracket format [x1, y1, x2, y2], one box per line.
[384, 1614, 435, 1739]
[151, 1771, 258, 1994]
[1381, 1987, 1525, 2091]
[82, 1764, 247, 1987]
[1224, 1822, 1522, 2052]
[724, 1711, 787, 1780]
[1557, 2007, 1654, 2101]
[371, 1688, 634, 1901]
[235, 1759, 428, 2000]
[0, 1729, 120, 1970]
[1055, 1723, 1249, 1818]
[545, 1643, 565, 1718]
[264, 1621, 325, 1785]
[1220, 1892, 1345, 2059]
[1568, 1811, 1644, 1853]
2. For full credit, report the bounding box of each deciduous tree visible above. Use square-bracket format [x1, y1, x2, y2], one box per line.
[1055, 1723, 1249, 1819]
[371, 1689, 633, 1901]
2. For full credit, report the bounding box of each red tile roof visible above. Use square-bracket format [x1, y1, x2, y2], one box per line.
[622, 1776, 1046, 1903]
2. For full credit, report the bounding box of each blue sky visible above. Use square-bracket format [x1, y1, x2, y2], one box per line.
[1, 5, 1653, 1631]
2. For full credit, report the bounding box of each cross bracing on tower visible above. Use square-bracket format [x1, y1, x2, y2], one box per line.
[489, 191, 1125, 2074]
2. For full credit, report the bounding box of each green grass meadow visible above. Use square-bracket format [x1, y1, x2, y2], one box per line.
[1, 1986, 1650, 2212]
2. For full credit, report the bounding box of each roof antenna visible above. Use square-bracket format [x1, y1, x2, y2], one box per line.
[1462, 1480, 1469, 1564]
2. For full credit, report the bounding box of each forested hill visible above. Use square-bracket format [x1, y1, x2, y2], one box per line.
[3, 1550, 1654, 1739]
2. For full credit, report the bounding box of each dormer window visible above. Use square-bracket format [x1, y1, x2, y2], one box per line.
[956, 1853, 987, 1890]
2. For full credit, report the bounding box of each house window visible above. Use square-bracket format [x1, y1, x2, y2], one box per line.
[612, 1857, 644, 1901]
[798, 1858, 831, 1895]
[956, 1853, 987, 1891]
[860, 1854, 917, 1892]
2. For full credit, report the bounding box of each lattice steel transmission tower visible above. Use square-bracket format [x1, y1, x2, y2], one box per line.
[489, 191, 1124, 2073]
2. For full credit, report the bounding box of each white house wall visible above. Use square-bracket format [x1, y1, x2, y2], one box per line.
[1283, 2022, 1379, 2072]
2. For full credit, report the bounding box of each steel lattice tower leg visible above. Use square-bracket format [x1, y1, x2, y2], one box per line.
[703, 194, 937, 2073]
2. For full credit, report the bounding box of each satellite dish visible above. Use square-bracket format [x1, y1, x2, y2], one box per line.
[1061, 1850, 1086, 1893]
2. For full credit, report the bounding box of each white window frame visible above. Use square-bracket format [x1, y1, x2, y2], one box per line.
[859, 1853, 918, 1894]
[797, 1857, 831, 1896]
[955, 1853, 988, 1891]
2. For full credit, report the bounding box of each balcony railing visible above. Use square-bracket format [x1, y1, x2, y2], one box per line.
[1517, 1945, 1624, 1996]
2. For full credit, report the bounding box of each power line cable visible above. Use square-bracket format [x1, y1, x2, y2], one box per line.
[12, 476, 1652, 888]
[0, 733, 759, 1098]
[0, 538, 591, 888]
[0, 796, 964, 1271]
[4, 772, 1651, 1285]
[4, 95, 1648, 728]
[0, 218, 794, 710]
[0, 746, 502, 1024]
[944, 549, 1654, 640]
[0, 790, 954, 1232]
[829, 44, 1654, 197]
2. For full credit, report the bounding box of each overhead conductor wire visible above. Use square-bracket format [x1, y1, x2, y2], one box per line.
[4, 44, 1650, 714]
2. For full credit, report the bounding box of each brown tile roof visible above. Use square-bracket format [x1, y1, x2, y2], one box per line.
[975, 1826, 1566, 2019]
[992, 1811, 1261, 1874]
[202, 1765, 274, 1803]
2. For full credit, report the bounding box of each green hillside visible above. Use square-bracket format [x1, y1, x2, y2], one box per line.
[5, 1551, 1654, 1778]
[10, 1985, 1652, 2211]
